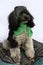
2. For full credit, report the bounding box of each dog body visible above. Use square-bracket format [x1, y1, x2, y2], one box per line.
[15, 29, 35, 58]
[3, 6, 35, 64]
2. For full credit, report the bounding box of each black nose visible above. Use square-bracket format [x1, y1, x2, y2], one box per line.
[27, 21, 35, 28]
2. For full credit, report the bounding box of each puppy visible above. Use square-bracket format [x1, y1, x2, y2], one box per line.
[3, 6, 35, 63]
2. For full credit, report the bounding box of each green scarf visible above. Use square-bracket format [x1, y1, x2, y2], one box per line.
[13, 22, 33, 37]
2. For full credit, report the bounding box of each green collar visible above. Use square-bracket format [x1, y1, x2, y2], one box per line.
[13, 22, 33, 37]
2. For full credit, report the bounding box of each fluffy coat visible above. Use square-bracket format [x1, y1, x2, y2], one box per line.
[3, 6, 35, 64]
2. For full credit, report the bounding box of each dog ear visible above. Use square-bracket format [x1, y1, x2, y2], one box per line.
[8, 10, 20, 31]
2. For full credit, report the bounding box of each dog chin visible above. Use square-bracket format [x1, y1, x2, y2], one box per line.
[24, 21, 28, 23]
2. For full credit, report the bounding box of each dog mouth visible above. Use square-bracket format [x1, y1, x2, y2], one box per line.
[23, 21, 28, 23]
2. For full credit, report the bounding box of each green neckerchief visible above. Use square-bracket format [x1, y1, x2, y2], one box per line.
[13, 22, 33, 37]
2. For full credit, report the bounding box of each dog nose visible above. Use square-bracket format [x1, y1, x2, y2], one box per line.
[30, 21, 35, 28]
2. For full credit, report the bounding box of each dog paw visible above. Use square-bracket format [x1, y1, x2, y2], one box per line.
[10, 48, 21, 63]
[25, 49, 35, 59]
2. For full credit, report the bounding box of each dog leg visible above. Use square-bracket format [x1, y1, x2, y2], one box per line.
[10, 47, 21, 63]
[25, 37, 35, 61]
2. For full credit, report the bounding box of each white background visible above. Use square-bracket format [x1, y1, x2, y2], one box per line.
[0, 0, 43, 43]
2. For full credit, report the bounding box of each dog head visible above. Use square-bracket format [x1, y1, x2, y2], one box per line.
[8, 6, 35, 31]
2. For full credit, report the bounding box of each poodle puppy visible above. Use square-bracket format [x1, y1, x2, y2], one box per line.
[3, 6, 35, 64]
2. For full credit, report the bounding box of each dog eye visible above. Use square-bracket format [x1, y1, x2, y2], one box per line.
[28, 15, 30, 20]
[25, 15, 30, 21]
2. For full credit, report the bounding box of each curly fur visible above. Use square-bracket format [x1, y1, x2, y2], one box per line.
[3, 6, 35, 63]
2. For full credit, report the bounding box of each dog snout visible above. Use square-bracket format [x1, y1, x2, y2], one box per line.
[29, 21, 35, 28]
